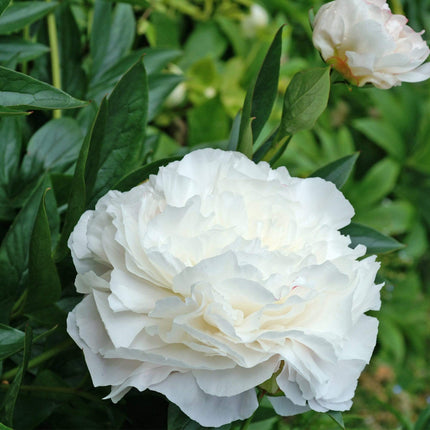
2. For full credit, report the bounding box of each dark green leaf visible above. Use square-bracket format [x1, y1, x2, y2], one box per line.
[237, 27, 283, 156]
[54, 113, 96, 262]
[250, 26, 283, 142]
[353, 118, 405, 161]
[310, 153, 359, 189]
[0, 324, 24, 360]
[252, 127, 279, 163]
[0, 2, 58, 35]
[21, 118, 83, 178]
[2, 325, 32, 426]
[0, 176, 49, 322]
[0, 117, 21, 188]
[57, 5, 86, 99]
[0, 37, 49, 64]
[341, 222, 404, 254]
[0, 106, 28, 116]
[0, 423, 13, 430]
[0, 0, 11, 16]
[90, 1, 135, 83]
[0, 66, 87, 110]
[85, 59, 148, 205]
[227, 112, 241, 151]
[114, 157, 180, 192]
[148, 74, 183, 121]
[24, 189, 61, 313]
[327, 411, 345, 429]
[56, 59, 148, 260]
[415, 405, 430, 430]
[279, 67, 330, 137]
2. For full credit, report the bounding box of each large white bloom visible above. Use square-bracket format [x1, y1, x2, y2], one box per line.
[67, 149, 381, 427]
[312, 0, 430, 89]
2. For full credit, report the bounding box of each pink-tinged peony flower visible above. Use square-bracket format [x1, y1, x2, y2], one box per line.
[312, 0, 430, 89]
[67, 149, 382, 427]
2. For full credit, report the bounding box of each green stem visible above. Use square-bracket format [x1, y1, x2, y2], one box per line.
[390, 0, 404, 15]
[21, 26, 30, 75]
[47, 0, 62, 119]
[1, 340, 73, 381]
[10, 289, 28, 319]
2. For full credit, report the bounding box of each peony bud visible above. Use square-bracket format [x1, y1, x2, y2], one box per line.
[312, 0, 430, 89]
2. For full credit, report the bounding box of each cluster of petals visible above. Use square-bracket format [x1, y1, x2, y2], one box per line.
[67, 149, 382, 427]
[312, 0, 430, 88]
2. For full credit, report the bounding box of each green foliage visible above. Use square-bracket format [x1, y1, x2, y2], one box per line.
[0, 0, 428, 429]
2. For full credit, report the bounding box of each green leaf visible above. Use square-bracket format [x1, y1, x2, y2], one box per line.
[0, 324, 24, 361]
[310, 153, 359, 189]
[326, 411, 345, 429]
[148, 73, 183, 121]
[24, 189, 61, 313]
[0, 176, 49, 322]
[0, 37, 49, 64]
[114, 157, 180, 192]
[55, 59, 148, 260]
[21, 118, 83, 177]
[54, 113, 97, 262]
[0, 2, 58, 35]
[349, 158, 400, 208]
[188, 96, 230, 146]
[0, 66, 87, 110]
[341, 222, 404, 254]
[0, 117, 21, 189]
[85, 59, 148, 206]
[90, 1, 135, 83]
[0, 423, 13, 430]
[250, 26, 283, 142]
[179, 21, 227, 70]
[415, 405, 430, 430]
[279, 67, 330, 137]
[353, 118, 405, 161]
[0, 106, 28, 116]
[2, 325, 32, 426]
[0, 0, 11, 16]
[237, 27, 283, 156]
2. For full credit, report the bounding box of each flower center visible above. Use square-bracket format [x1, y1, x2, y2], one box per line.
[327, 56, 360, 86]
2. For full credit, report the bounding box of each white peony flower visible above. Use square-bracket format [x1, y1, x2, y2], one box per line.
[67, 148, 382, 427]
[312, 0, 430, 89]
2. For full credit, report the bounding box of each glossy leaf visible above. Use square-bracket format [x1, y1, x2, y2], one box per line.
[85, 60, 148, 205]
[238, 27, 283, 155]
[279, 67, 330, 137]
[353, 118, 405, 161]
[114, 157, 181, 192]
[2, 325, 32, 426]
[250, 26, 283, 142]
[341, 222, 404, 254]
[0, 2, 58, 34]
[0, 37, 49, 64]
[90, 2, 135, 83]
[21, 118, 83, 177]
[24, 189, 61, 313]
[0, 106, 28, 116]
[0, 66, 87, 110]
[0, 0, 10, 16]
[148, 73, 183, 121]
[327, 411, 345, 429]
[0, 324, 24, 360]
[55, 60, 148, 260]
[310, 153, 359, 189]
[0, 176, 49, 322]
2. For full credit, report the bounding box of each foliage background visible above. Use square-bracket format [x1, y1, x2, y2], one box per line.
[0, 0, 429, 429]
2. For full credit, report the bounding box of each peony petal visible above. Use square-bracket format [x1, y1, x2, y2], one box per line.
[151, 372, 259, 427]
[269, 396, 310, 416]
[193, 356, 280, 396]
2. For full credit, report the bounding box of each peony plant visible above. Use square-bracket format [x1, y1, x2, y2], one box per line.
[1, 1, 422, 429]
[312, 0, 430, 88]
